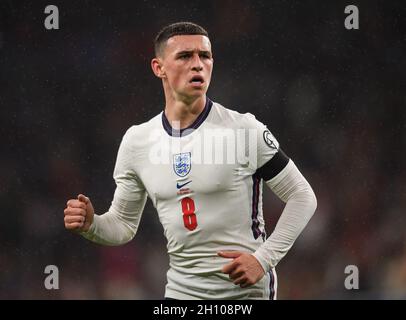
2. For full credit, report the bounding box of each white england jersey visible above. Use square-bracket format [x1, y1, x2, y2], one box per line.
[113, 97, 280, 299]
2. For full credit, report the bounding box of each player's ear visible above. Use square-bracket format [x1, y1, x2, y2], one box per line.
[151, 58, 166, 79]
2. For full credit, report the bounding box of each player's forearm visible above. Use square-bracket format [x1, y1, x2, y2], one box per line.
[81, 193, 147, 246]
[253, 160, 317, 272]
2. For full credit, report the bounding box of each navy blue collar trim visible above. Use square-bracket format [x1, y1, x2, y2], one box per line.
[162, 97, 213, 137]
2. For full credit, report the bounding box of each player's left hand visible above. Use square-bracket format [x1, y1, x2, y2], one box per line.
[218, 251, 265, 288]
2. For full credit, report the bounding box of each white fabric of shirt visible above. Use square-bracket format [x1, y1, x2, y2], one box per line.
[81, 100, 317, 299]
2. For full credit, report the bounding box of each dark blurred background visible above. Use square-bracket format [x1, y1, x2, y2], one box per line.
[0, 0, 405, 299]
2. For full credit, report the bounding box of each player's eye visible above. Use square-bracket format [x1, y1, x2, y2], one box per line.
[178, 54, 191, 60]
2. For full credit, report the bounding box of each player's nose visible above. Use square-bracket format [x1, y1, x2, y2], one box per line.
[191, 54, 203, 71]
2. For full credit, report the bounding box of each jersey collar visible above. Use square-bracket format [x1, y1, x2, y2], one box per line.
[162, 97, 213, 137]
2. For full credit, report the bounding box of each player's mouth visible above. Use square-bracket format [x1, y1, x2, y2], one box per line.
[189, 75, 205, 87]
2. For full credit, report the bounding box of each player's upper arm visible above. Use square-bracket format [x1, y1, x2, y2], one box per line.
[242, 112, 290, 180]
[113, 126, 146, 201]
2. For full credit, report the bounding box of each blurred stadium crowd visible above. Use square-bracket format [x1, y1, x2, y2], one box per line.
[0, 1, 405, 299]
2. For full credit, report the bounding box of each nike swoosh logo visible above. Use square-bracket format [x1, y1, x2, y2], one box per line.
[176, 181, 192, 189]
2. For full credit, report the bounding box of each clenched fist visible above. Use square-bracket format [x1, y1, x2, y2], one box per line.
[64, 194, 94, 232]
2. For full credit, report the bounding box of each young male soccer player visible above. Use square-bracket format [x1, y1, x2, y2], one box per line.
[64, 22, 317, 299]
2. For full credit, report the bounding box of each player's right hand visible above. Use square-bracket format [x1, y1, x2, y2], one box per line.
[64, 194, 95, 232]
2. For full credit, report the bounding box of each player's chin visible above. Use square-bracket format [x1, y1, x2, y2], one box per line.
[190, 84, 208, 93]
[183, 89, 206, 100]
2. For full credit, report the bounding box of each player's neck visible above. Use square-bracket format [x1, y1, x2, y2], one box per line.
[164, 95, 206, 130]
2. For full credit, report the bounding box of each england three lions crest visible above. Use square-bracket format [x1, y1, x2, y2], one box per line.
[173, 152, 191, 177]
